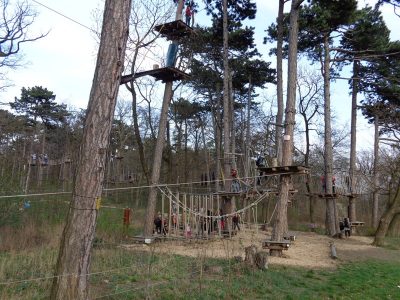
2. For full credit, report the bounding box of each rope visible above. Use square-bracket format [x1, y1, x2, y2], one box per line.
[0, 174, 284, 201]
[31, 0, 98, 34]
[158, 186, 269, 220]
[0, 265, 136, 286]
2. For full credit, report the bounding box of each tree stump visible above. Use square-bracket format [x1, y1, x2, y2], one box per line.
[255, 251, 269, 270]
[244, 244, 257, 266]
[245, 244, 269, 270]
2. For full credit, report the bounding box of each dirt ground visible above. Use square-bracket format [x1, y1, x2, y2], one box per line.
[123, 228, 400, 269]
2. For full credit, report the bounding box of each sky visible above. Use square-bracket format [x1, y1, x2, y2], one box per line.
[1, 0, 399, 151]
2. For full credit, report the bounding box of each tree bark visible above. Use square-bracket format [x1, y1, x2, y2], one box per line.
[222, 0, 231, 193]
[322, 33, 339, 237]
[271, 0, 303, 256]
[127, 48, 150, 185]
[275, 0, 285, 166]
[142, 0, 185, 236]
[348, 60, 359, 222]
[372, 117, 380, 228]
[50, 1, 131, 299]
[143, 82, 173, 236]
[245, 75, 252, 178]
[373, 183, 400, 246]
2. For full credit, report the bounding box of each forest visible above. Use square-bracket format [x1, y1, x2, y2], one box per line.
[1, 0, 400, 299]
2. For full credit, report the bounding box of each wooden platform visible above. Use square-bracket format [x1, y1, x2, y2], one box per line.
[351, 221, 365, 227]
[262, 240, 291, 251]
[214, 191, 244, 198]
[154, 20, 195, 41]
[316, 193, 338, 198]
[120, 67, 190, 84]
[257, 165, 309, 175]
[283, 234, 296, 242]
[343, 193, 359, 198]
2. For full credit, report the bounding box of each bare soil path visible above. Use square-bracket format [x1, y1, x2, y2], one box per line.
[123, 229, 400, 269]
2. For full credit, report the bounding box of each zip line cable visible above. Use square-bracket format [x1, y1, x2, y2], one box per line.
[31, 0, 98, 34]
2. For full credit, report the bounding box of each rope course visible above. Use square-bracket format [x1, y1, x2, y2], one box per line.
[0, 173, 280, 201]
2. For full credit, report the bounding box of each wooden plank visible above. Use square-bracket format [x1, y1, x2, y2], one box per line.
[262, 240, 291, 250]
[257, 165, 310, 176]
[153, 20, 195, 41]
[120, 67, 190, 84]
[351, 221, 365, 227]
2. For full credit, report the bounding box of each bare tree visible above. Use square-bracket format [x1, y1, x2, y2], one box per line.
[297, 67, 323, 225]
[124, 0, 174, 184]
[50, 0, 132, 298]
[0, 0, 47, 88]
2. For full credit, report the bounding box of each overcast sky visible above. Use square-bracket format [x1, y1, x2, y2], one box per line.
[2, 0, 399, 150]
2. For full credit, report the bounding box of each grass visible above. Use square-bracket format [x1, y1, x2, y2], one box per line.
[1, 194, 400, 299]
[1, 244, 400, 300]
[383, 236, 400, 250]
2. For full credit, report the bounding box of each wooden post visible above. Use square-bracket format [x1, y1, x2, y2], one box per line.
[161, 193, 165, 235]
[256, 204, 258, 235]
[168, 192, 172, 236]
[176, 192, 180, 235]
[183, 193, 187, 233]
[217, 195, 221, 236]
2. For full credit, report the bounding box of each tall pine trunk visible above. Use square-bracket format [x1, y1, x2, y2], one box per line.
[348, 60, 359, 222]
[275, 0, 285, 165]
[271, 0, 303, 256]
[322, 34, 339, 237]
[372, 117, 380, 228]
[50, 1, 131, 298]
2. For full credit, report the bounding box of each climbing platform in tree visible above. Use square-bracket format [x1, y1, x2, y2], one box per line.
[257, 165, 310, 175]
[262, 240, 291, 251]
[214, 191, 244, 198]
[154, 20, 195, 41]
[316, 193, 338, 198]
[343, 193, 360, 198]
[120, 67, 190, 84]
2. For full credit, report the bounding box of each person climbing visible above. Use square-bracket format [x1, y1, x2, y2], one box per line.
[185, 4, 192, 26]
[166, 43, 178, 67]
[230, 168, 241, 192]
[256, 153, 266, 185]
[232, 213, 240, 231]
[321, 175, 336, 194]
[344, 217, 351, 237]
[339, 219, 345, 237]
[154, 213, 162, 234]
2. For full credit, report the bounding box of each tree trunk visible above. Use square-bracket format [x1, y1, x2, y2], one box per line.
[211, 89, 222, 192]
[50, 1, 131, 299]
[348, 60, 359, 222]
[275, 0, 285, 166]
[372, 117, 380, 228]
[222, 0, 231, 193]
[143, 82, 173, 236]
[245, 75, 252, 178]
[142, 0, 185, 236]
[322, 33, 338, 237]
[373, 195, 400, 246]
[129, 73, 150, 184]
[271, 0, 303, 256]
